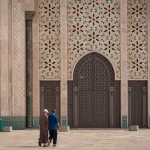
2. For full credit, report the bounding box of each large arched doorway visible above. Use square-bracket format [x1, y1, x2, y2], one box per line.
[68, 53, 121, 128]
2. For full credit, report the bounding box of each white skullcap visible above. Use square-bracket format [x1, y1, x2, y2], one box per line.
[43, 109, 49, 113]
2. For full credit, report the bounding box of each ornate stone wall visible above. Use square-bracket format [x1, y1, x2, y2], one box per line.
[13, 0, 26, 116]
[68, 0, 120, 80]
[39, 0, 60, 79]
[128, 0, 148, 79]
[13, 0, 34, 116]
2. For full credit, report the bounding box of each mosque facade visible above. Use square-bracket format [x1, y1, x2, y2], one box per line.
[0, 0, 150, 130]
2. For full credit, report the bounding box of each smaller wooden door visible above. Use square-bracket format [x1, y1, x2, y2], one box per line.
[128, 81, 147, 128]
[40, 81, 60, 118]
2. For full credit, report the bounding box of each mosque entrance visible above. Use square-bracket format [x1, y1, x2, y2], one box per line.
[68, 53, 121, 128]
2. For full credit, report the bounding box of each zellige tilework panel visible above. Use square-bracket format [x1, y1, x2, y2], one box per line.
[39, 0, 60, 79]
[68, 0, 120, 79]
[128, 0, 148, 79]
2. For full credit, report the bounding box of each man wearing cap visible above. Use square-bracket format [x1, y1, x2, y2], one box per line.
[48, 109, 61, 147]
[39, 109, 49, 147]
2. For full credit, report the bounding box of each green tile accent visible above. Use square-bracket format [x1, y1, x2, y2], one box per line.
[0, 119, 4, 131]
[33, 116, 39, 128]
[149, 116, 150, 128]
[122, 115, 127, 128]
[0, 116, 26, 130]
[61, 116, 68, 127]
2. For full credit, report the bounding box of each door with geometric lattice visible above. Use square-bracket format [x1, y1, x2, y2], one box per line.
[128, 81, 147, 128]
[68, 53, 121, 128]
[78, 58, 110, 127]
[40, 81, 60, 118]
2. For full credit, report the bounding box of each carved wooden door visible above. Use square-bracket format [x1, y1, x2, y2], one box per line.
[128, 81, 147, 128]
[40, 81, 60, 118]
[78, 57, 110, 127]
[69, 53, 121, 128]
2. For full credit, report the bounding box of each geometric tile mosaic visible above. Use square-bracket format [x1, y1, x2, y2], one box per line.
[0, 116, 26, 130]
[68, 0, 120, 79]
[128, 0, 148, 79]
[39, 0, 60, 79]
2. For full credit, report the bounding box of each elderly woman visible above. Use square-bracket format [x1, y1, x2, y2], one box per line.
[39, 109, 49, 147]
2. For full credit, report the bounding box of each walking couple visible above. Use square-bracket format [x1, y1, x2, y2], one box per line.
[39, 108, 61, 147]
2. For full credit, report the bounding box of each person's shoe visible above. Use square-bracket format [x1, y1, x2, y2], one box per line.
[48, 141, 50, 146]
[53, 144, 56, 147]
[38, 141, 41, 147]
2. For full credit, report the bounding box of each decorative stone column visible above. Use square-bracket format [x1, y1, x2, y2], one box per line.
[109, 87, 114, 127]
[73, 87, 78, 127]
[120, 0, 128, 128]
[60, 0, 68, 131]
[142, 87, 147, 127]
[148, 0, 150, 128]
[0, 0, 9, 116]
[25, 11, 34, 128]
[128, 87, 132, 126]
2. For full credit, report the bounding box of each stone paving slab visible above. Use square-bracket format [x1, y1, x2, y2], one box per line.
[0, 129, 150, 150]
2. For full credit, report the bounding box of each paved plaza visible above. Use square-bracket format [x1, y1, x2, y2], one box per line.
[0, 129, 150, 150]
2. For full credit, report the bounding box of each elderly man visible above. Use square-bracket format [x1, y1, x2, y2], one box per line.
[39, 109, 49, 147]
